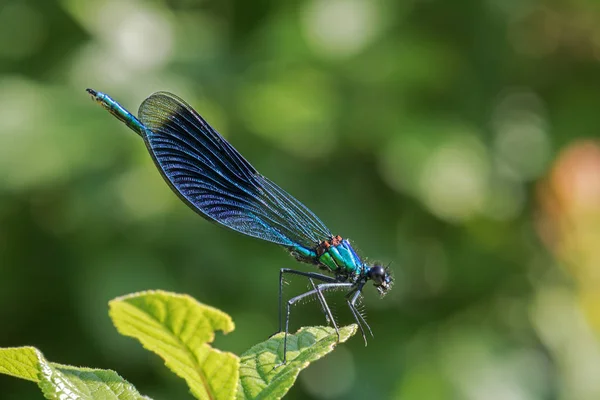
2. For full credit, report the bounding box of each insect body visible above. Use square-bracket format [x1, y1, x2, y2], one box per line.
[87, 89, 392, 363]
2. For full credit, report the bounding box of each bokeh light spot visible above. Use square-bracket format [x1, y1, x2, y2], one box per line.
[301, 0, 379, 59]
[98, 2, 173, 70]
[64, 0, 174, 73]
[239, 68, 337, 158]
[492, 89, 551, 182]
[419, 134, 489, 222]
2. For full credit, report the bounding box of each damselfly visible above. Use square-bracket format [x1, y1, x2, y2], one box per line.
[86, 89, 392, 363]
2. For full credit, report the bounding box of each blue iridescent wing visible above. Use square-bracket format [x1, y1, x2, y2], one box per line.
[137, 92, 332, 248]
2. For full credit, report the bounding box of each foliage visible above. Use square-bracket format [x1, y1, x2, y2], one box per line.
[0, 291, 355, 400]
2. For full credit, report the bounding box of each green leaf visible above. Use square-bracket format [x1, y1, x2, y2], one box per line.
[0, 346, 40, 382]
[0, 346, 150, 399]
[109, 290, 239, 400]
[237, 324, 357, 400]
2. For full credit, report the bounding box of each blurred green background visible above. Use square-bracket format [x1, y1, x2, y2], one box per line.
[2, 0, 600, 399]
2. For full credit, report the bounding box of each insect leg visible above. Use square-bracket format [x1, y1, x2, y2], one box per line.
[278, 268, 337, 333]
[308, 278, 339, 341]
[346, 285, 374, 346]
[280, 281, 353, 364]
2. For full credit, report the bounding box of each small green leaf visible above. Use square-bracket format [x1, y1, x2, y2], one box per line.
[0, 346, 150, 400]
[237, 325, 357, 400]
[109, 290, 239, 400]
[0, 346, 40, 382]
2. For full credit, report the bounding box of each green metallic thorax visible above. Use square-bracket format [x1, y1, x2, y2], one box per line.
[292, 238, 363, 276]
[318, 251, 339, 272]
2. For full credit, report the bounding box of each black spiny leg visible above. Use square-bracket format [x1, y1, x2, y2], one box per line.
[308, 278, 340, 341]
[279, 281, 354, 365]
[278, 268, 337, 333]
[346, 284, 374, 346]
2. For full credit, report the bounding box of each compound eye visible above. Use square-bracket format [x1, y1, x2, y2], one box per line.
[369, 265, 385, 285]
